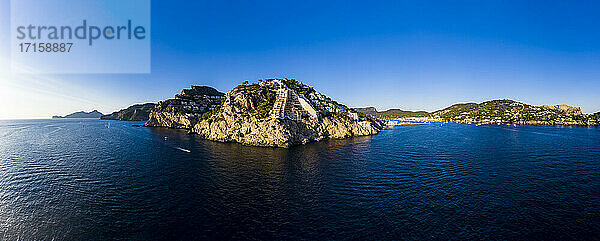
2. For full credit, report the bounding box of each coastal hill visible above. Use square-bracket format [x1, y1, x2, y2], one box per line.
[354, 107, 429, 119]
[431, 99, 595, 125]
[52, 110, 103, 119]
[144, 86, 225, 129]
[358, 99, 598, 126]
[145, 79, 383, 147]
[101, 103, 156, 121]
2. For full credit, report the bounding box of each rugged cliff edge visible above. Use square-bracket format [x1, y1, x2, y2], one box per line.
[145, 79, 383, 147]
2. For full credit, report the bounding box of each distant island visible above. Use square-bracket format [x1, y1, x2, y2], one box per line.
[354, 107, 429, 119]
[357, 99, 600, 126]
[101, 103, 156, 121]
[143, 79, 383, 147]
[52, 110, 103, 119]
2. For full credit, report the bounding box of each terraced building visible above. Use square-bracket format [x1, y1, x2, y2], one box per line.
[269, 85, 318, 120]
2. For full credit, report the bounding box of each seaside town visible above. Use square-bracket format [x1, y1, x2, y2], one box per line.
[359, 99, 599, 126]
[152, 85, 225, 119]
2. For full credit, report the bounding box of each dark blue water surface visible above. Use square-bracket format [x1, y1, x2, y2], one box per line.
[0, 119, 599, 240]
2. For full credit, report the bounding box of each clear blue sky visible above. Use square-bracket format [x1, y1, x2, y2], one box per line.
[1, 0, 600, 118]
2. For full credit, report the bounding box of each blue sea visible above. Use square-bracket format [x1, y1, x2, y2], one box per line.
[0, 119, 599, 240]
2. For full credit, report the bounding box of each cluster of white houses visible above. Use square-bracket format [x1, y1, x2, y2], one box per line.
[431, 101, 597, 125]
[157, 85, 225, 118]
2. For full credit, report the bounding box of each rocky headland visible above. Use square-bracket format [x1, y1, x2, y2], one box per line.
[144, 79, 383, 147]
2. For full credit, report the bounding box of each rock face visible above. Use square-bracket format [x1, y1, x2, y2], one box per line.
[145, 79, 383, 147]
[144, 111, 196, 129]
[144, 85, 225, 129]
[101, 103, 156, 121]
[542, 104, 583, 115]
[52, 110, 103, 119]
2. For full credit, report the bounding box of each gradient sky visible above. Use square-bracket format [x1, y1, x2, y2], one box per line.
[1, 0, 600, 119]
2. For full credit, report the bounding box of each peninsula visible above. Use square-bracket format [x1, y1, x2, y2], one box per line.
[52, 110, 103, 119]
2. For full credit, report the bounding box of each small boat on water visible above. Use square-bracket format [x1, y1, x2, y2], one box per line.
[176, 147, 191, 153]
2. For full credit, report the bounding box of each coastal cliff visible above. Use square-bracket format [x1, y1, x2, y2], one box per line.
[145, 111, 196, 129]
[145, 79, 382, 147]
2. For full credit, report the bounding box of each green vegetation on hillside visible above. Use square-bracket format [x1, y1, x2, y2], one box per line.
[357, 99, 597, 126]
[355, 107, 429, 119]
[209, 83, 276, 120]
[102, 103, 155, 121]
[379, 109, 429, 118]
[257, 90, 276, 119]
[433, 99, 596, 125]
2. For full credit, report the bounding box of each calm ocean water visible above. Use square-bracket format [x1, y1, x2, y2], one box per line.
[0, 119, 599, 240]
